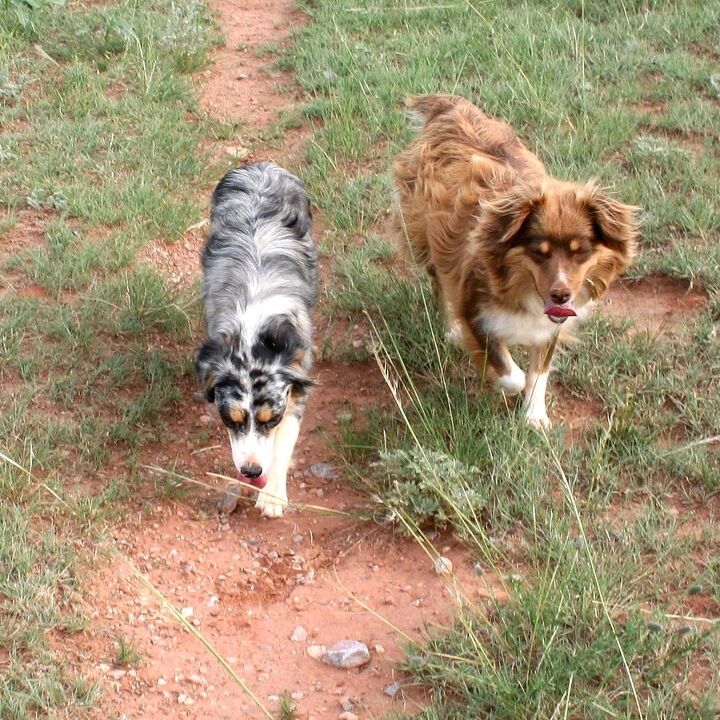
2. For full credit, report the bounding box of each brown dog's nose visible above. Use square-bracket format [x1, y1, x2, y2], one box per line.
[550, 289, 571, 305]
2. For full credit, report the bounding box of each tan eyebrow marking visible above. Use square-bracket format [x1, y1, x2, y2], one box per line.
[256, 405, 273, 424]
[569, 239, 581, 252]
[229, 406, 246, 424]
[538, 241, 550, 254]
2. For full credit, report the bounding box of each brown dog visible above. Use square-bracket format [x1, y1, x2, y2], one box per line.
[392, 94, 640, 428]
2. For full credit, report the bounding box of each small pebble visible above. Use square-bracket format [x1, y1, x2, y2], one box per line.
[339, 713, 358, 720]
[321, 640, 370, 669]
[292, 534, 304, 544]
[646, 622, 664, 634]
[108, 669, 126, 680]
[434, 556, 453, 575]
[310, 462, 337, 479]
[383, 681, 402, 698]
[180, 607, 194, 618]
[339, 696, 354, 711]
[687, 583, 703, 596]
[307, 644, 326, 660]
[290, 625, 308, 643]
[473, 562, 485, 576]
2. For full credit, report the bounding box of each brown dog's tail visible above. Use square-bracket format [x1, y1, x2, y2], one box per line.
[404, 94, 462, 129]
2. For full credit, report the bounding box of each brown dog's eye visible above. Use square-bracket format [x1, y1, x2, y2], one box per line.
[573, 247, 592, 261]
[528, 246, 549, 263]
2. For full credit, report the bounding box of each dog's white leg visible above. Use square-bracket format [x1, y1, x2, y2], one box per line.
[522, 342, 556, 429]
[497, 355, 526, 396]
[523, 369, 550, 429]
[255, 413, 300, 518]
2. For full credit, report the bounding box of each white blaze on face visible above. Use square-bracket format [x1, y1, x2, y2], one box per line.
[229, 428, 275, 474]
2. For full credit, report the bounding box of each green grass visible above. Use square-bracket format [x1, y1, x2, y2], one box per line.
[0, 0, 218, 714]
[289, 0, 720, 717]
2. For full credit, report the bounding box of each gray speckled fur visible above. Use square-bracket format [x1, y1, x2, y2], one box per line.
[196, 162, 318, 411]
[202, 162, 317, 342]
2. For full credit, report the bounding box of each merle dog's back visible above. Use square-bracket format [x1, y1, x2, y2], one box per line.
[202, 162, 317, 339]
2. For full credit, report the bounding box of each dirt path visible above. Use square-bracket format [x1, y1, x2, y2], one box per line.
[73, 3, 507, 719]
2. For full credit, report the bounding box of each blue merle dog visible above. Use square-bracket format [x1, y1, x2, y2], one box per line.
[196, 162, 317, 517]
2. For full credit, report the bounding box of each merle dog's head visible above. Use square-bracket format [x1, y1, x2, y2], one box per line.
[196, 316, 313, 487]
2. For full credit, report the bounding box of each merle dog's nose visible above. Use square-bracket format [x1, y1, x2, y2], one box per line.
[241, 464, 263, 479]
[550, 289, 571, 305]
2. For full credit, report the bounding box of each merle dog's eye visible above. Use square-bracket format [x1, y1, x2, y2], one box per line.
[256, 414, 282, 430]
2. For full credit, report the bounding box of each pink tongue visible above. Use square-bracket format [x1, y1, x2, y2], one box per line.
[544, 305, 577, 318]
[238, 473, 268, 489]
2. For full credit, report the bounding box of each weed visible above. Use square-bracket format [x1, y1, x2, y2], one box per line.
[278, 692, 297, 720]
[114, 636, 142, 668]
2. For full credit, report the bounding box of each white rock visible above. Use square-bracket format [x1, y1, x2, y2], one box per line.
[434, 556, 453, 575]
[180, 607, 194, 618]
[290, 625, 308, 642]
[321, 640, 370, 669]
[306, 644, 326, 660]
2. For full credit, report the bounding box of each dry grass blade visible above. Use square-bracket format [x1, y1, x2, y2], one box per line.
[129, 561, 274, 719]
[141, 464, 357, 518]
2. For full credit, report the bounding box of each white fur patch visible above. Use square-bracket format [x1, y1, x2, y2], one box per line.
[229, 429, 275, 475]
[444, 320, 463, 346]
[523, 371, 550, 429]
[496, 358, 526, 396]
[478, 299, 592, 347]
[255, 413, 300, 518]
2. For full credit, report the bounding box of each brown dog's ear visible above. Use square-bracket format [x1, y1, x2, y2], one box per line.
[478, 186, 544, 245]
[579, 184, 641, 266]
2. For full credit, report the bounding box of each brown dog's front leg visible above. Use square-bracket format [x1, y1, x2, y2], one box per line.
[461, 318, 526, 396]
[522, 336, 558, 429]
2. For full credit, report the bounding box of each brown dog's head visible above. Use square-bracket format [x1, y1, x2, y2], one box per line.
[478, 180, 640, 321]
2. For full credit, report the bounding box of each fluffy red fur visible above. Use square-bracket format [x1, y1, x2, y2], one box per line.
[392, 94, 640, 428]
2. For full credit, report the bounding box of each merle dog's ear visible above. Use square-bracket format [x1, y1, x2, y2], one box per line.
[255, 316, 308, 365]
[195, 338, 224, 403]
[281, 367, 317, 399]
